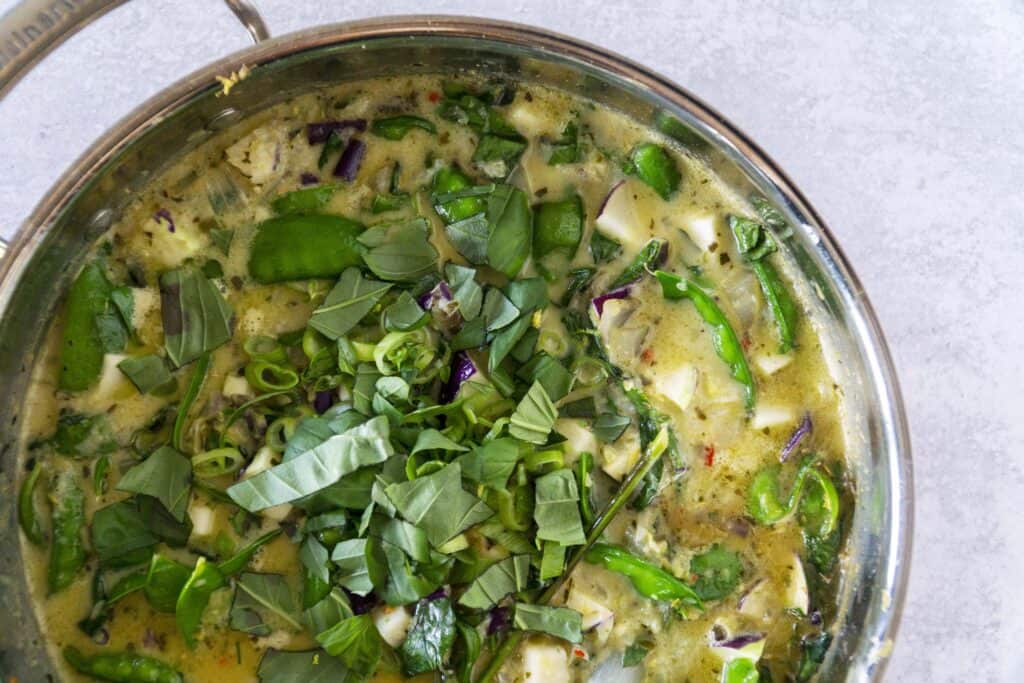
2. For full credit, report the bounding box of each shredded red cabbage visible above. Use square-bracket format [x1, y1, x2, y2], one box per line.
[300, 172, 320, 186]
[780, 413, 813, 462]
[487, 606, 510, 635]
[591, 286, 631, 317]
[344, 589, 378, 615]
[333, 138, 366, 181]
[418, 281, 453, 309]
[313, 390, 335, 414]
[713, 632, 765, 649]
[441, 352, 476, 404]
[306, 119, 367, 144]
[596, 179, 626, 218]
[154, 208, 175, 233]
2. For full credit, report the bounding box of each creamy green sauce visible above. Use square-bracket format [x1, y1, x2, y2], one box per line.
[19, 74, 848, 683]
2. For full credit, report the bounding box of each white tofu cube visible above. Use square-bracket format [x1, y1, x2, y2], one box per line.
[522, 639, 570, 683]
[372, 606, 412, 647]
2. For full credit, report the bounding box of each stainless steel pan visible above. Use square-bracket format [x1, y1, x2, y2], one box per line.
[0, 3, 912, 681]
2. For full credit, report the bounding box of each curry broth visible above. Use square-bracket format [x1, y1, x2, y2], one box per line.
[19, 74, 847, 682]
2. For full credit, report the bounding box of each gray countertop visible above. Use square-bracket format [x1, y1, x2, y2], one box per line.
[1, 1, 1021, 680]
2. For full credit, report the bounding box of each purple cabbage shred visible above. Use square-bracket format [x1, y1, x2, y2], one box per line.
[440, 352, 476, 404]
[591, 286, 631, 317]
[345, 589, 378, 615]
[299, 172, 320, 185]
[780, 413, 813, 462]
[333, 138, 366, 182]
[426, 587, 448, 601]
[306, 119, 367, 144]
[715, 633, 766, 650]
[313, 390, 335, 414]
[487, 607, 510, 635]
[154, 208, 175, 233]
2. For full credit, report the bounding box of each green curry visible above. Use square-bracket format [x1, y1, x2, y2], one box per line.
[17, 74, 848, 683]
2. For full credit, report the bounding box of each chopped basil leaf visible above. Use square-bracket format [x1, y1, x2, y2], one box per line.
[159, 266, 233, 368]
[308, 268, 392, 340]
[533, 469, 586, 546]
[512, 603, 582, 643]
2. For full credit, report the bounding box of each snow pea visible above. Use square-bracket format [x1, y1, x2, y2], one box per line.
[610, 238, 666, 289]
[728, 214, 799, 352]
[629, 143, 681, 200]
[432, 166, 487, 223]
[63, 645, 183, 683]
[47, 469, 86, 594]
[746, 454, 839, 538]
[59, 261, 113, 391]
[584, 543, 702, 609]
[18, 461, 45, 546]
[248, 214, 365, 283]
[654, 270, 756, 408]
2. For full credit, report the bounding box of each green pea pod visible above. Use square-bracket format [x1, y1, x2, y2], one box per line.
[728, 215, 799, 352]
[59, 261, 114, 391]
[270, 184, 336, 215]
[533, 194, 584, 258]
[18, 461, 46, 546]
[747, 455, 839, 538]
[655, 270, 756, 408]
[584, 543, 702, 610]
[610, 239, 666, 289]
[248, 214, 365, 283]
[47, 470, 86, 594]
[63, 645, 183, 683]
[175, 557, 226, 648]
[629, 143, 681, 200]
[371, 115, 437, 140]
[432, 167, 487, 223]
[723, 658, 759, 683]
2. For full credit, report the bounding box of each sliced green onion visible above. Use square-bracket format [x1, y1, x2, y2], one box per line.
[537, 329, 568, 358]
[265, 417, 298, 453]
[245, 362, 300, 393]
[302, 328, 328, 361]
[573, 357, 607, 387]
[192, 448, 245, 479]
[524, 449, 564, 474]
[243, 335, 287, 364]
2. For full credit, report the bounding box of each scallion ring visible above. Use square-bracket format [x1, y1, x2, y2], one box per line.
[245, 361, 300, 393]
[243, 335, 287, 364]
[192, 447, 245, 479]
[265, 417, 298, 453]
[524, 449, 564, 474]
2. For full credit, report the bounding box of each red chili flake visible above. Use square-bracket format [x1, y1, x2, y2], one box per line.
[741, 334, 751, 350]
[704, 444, 715, 467]
[427, 91, 440, 102]
[572, 646, 589, 660]
[641, 348, 655, 364]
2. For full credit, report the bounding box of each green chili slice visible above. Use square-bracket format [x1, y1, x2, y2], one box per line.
[192, 447, 245, 479]
[245, 361, 300, 393]
[18, 461, 46, 546]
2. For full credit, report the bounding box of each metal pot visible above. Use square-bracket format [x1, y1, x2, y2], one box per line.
[0, 3, 912, 681]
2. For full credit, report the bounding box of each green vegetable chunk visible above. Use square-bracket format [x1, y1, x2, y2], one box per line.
[59, 262, 113, 391]
[270, 185, 336, 215]
[176, 557, 226, 648]
[18, 461, 45, 546]
[584, 543, 702, 610]
[117, 355, 175, 395]
[729, 214, 799, 352]
[63, 645, 183, 683]
[371, 115, 437, 140]
[115, 445, 192, 522]
[315, 613, 382, 677]
[248, 214, 365, 283]
[747, 455, 839, 538]
[629, 142, 681, 199]
[533, 194, 584, 258]
[655, 270, 755, 408]
[47, 469, 86, 593]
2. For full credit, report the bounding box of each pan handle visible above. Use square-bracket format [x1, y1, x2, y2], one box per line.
[0, 0, 269, 253]
[0, 0, 269, 100]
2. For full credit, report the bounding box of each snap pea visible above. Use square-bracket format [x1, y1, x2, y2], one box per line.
[63, 645, 183, 683]
[432, 167, 486, 223]
[629, 143, 681, 200]
[59, 261, 113, 391]
[584, 543, 703, 609]
[47, 469, 86, 594]
[610, 239, 666, 289]
[248, 214, 365, 283]
[191, 447, 245, 479]
[747, 454, 839, 538]
[728, 215, 799, 352]
[371, 115, 437, 140]
[270, 184, 336, 215]
[533, 194, 584, 258]
[18, 461, 46, 546]
[654, 270, 756, 408]
[575, 452, 595, 527]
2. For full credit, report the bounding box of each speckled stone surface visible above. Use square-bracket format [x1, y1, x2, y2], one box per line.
[1, 1, 1022, 680]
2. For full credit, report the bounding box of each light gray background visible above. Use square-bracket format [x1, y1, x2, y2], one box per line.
[1, 1, 1022, 681]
